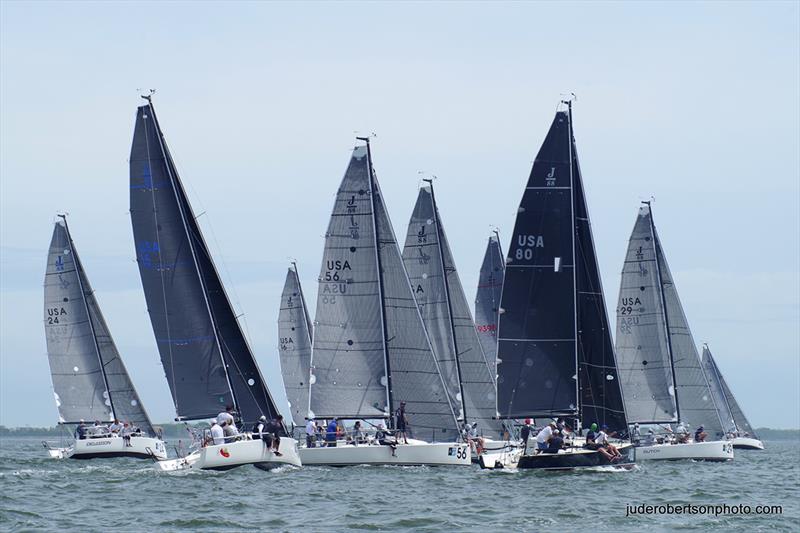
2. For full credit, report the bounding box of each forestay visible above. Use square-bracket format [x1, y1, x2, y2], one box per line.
[129, 98, 280, 425]
[474, 234, 504, 375]
[615, 206, 679, 424]
[278, 265, 314, 428]
[402, 186, 503, 438]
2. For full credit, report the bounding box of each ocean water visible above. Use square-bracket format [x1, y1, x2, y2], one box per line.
[1, 437, 798, 532]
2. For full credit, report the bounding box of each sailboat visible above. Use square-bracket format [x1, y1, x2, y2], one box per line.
[616, 203, 733, 461]
[481, 101, 635, 470]
[42, 216, 167, 460]
[277, 263, 314, 430]
[474, 231, 504, 376]
[702, 344, 764, 450]
[129, 95, 300, 471]
[401, 183, 506, 457]
[302, 139, 470, 467]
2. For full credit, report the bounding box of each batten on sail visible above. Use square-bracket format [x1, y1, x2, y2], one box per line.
[402, 185, 503, 438]
[278, 264, 314, 428]
[129, 98, 281, 426]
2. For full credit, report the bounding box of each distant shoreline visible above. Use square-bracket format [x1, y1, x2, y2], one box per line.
[1, 424, 798, 441]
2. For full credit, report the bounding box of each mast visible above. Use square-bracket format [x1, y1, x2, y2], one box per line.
[60, 215, 116, 421]
[646, 201, 681, 423]
[565, 99, 580, 422]
[142, 95, 239, 419]
[425, 180, 468, 421]
[361, 136, 393, 422]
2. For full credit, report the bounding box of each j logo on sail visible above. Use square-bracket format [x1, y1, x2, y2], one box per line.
[546, 167, 556, 186]
[418, 225, 427, 243]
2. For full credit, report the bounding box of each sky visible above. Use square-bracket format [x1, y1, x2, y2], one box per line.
[1, 1, 798, 429]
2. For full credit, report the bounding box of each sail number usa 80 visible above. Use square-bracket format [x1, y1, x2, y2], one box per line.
[514, 235, 544, 261]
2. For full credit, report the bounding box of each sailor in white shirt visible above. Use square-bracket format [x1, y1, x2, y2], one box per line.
[210, 421, 225, 446]
[217, 406, 236, 431]
[109, 419, 124, 434]
[535, 422, 557, 451]
[305, 419, 316, 448]
[595, 424, 621, 460]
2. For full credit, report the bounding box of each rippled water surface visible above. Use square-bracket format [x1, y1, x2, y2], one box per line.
[1, 437, 798, 531]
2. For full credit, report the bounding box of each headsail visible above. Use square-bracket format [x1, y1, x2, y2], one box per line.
[474, 233, 504, 375]
[129, 98, 280, 425]
[701, 345, 737, 435]
[44, 219, 155, 435]
[496, 105, 627, 434]
[653, 220, 724, 437]
[278, 265, 314, 428]
[703, 345, 756, 437]
[402, 186, 503, 437]
[615, 206, 679, 424]
[310, 141, 460, 441]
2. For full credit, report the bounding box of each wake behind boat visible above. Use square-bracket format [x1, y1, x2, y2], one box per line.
[129, 95, 298, 471]
[42, 216, 166, 461]
[485, 100, 634, 471]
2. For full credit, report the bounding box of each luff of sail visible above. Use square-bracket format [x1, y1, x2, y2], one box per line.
[402, 186, 503, 437]
[310, 142, 460, 441]
[615, 206, 679, 424]
[496, 105, 627, 434]
[278, 265, 314, 428]
[702, 345, 737, 435]
[129, 99, 280, 425]
[44, 219, 155, 435]
[474, 233, 504, 375]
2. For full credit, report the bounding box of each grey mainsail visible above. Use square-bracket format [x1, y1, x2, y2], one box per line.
[615, 206, 678, 424]
[616, 204, 723, 437]
[44, 218, 155, 435]
[701, 345, 737, 435]
[310, 141, 460, 441]
[402, 185, 503, 438]
[129, 97, 281, 426]
[278, 264, 314, 428]
[474, 233, 504, 375]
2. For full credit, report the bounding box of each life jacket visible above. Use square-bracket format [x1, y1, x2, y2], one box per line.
[252, 422, 263, 434]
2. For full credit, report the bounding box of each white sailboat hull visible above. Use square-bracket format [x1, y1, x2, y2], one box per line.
[155, 437, 301, 472]
[731, 437, 764, 450]
[635, 440, 734, 461]
[46, 435, 167, 460]
[299, 439, 470, 466]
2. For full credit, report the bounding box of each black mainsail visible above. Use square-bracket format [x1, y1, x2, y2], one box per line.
[129, 97, 280, 425]
[278, 264, 314, 428]
[495, 103, 627, 435]
[309, 140, 460, 441]
[44, 217, 155, 435]
[474, 232, 504, 375]
[616, 205, 724, 437]
[402, 185, 503, 437]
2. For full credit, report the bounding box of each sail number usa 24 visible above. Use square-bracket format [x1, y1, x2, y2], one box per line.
[46, 307, 67, 324]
